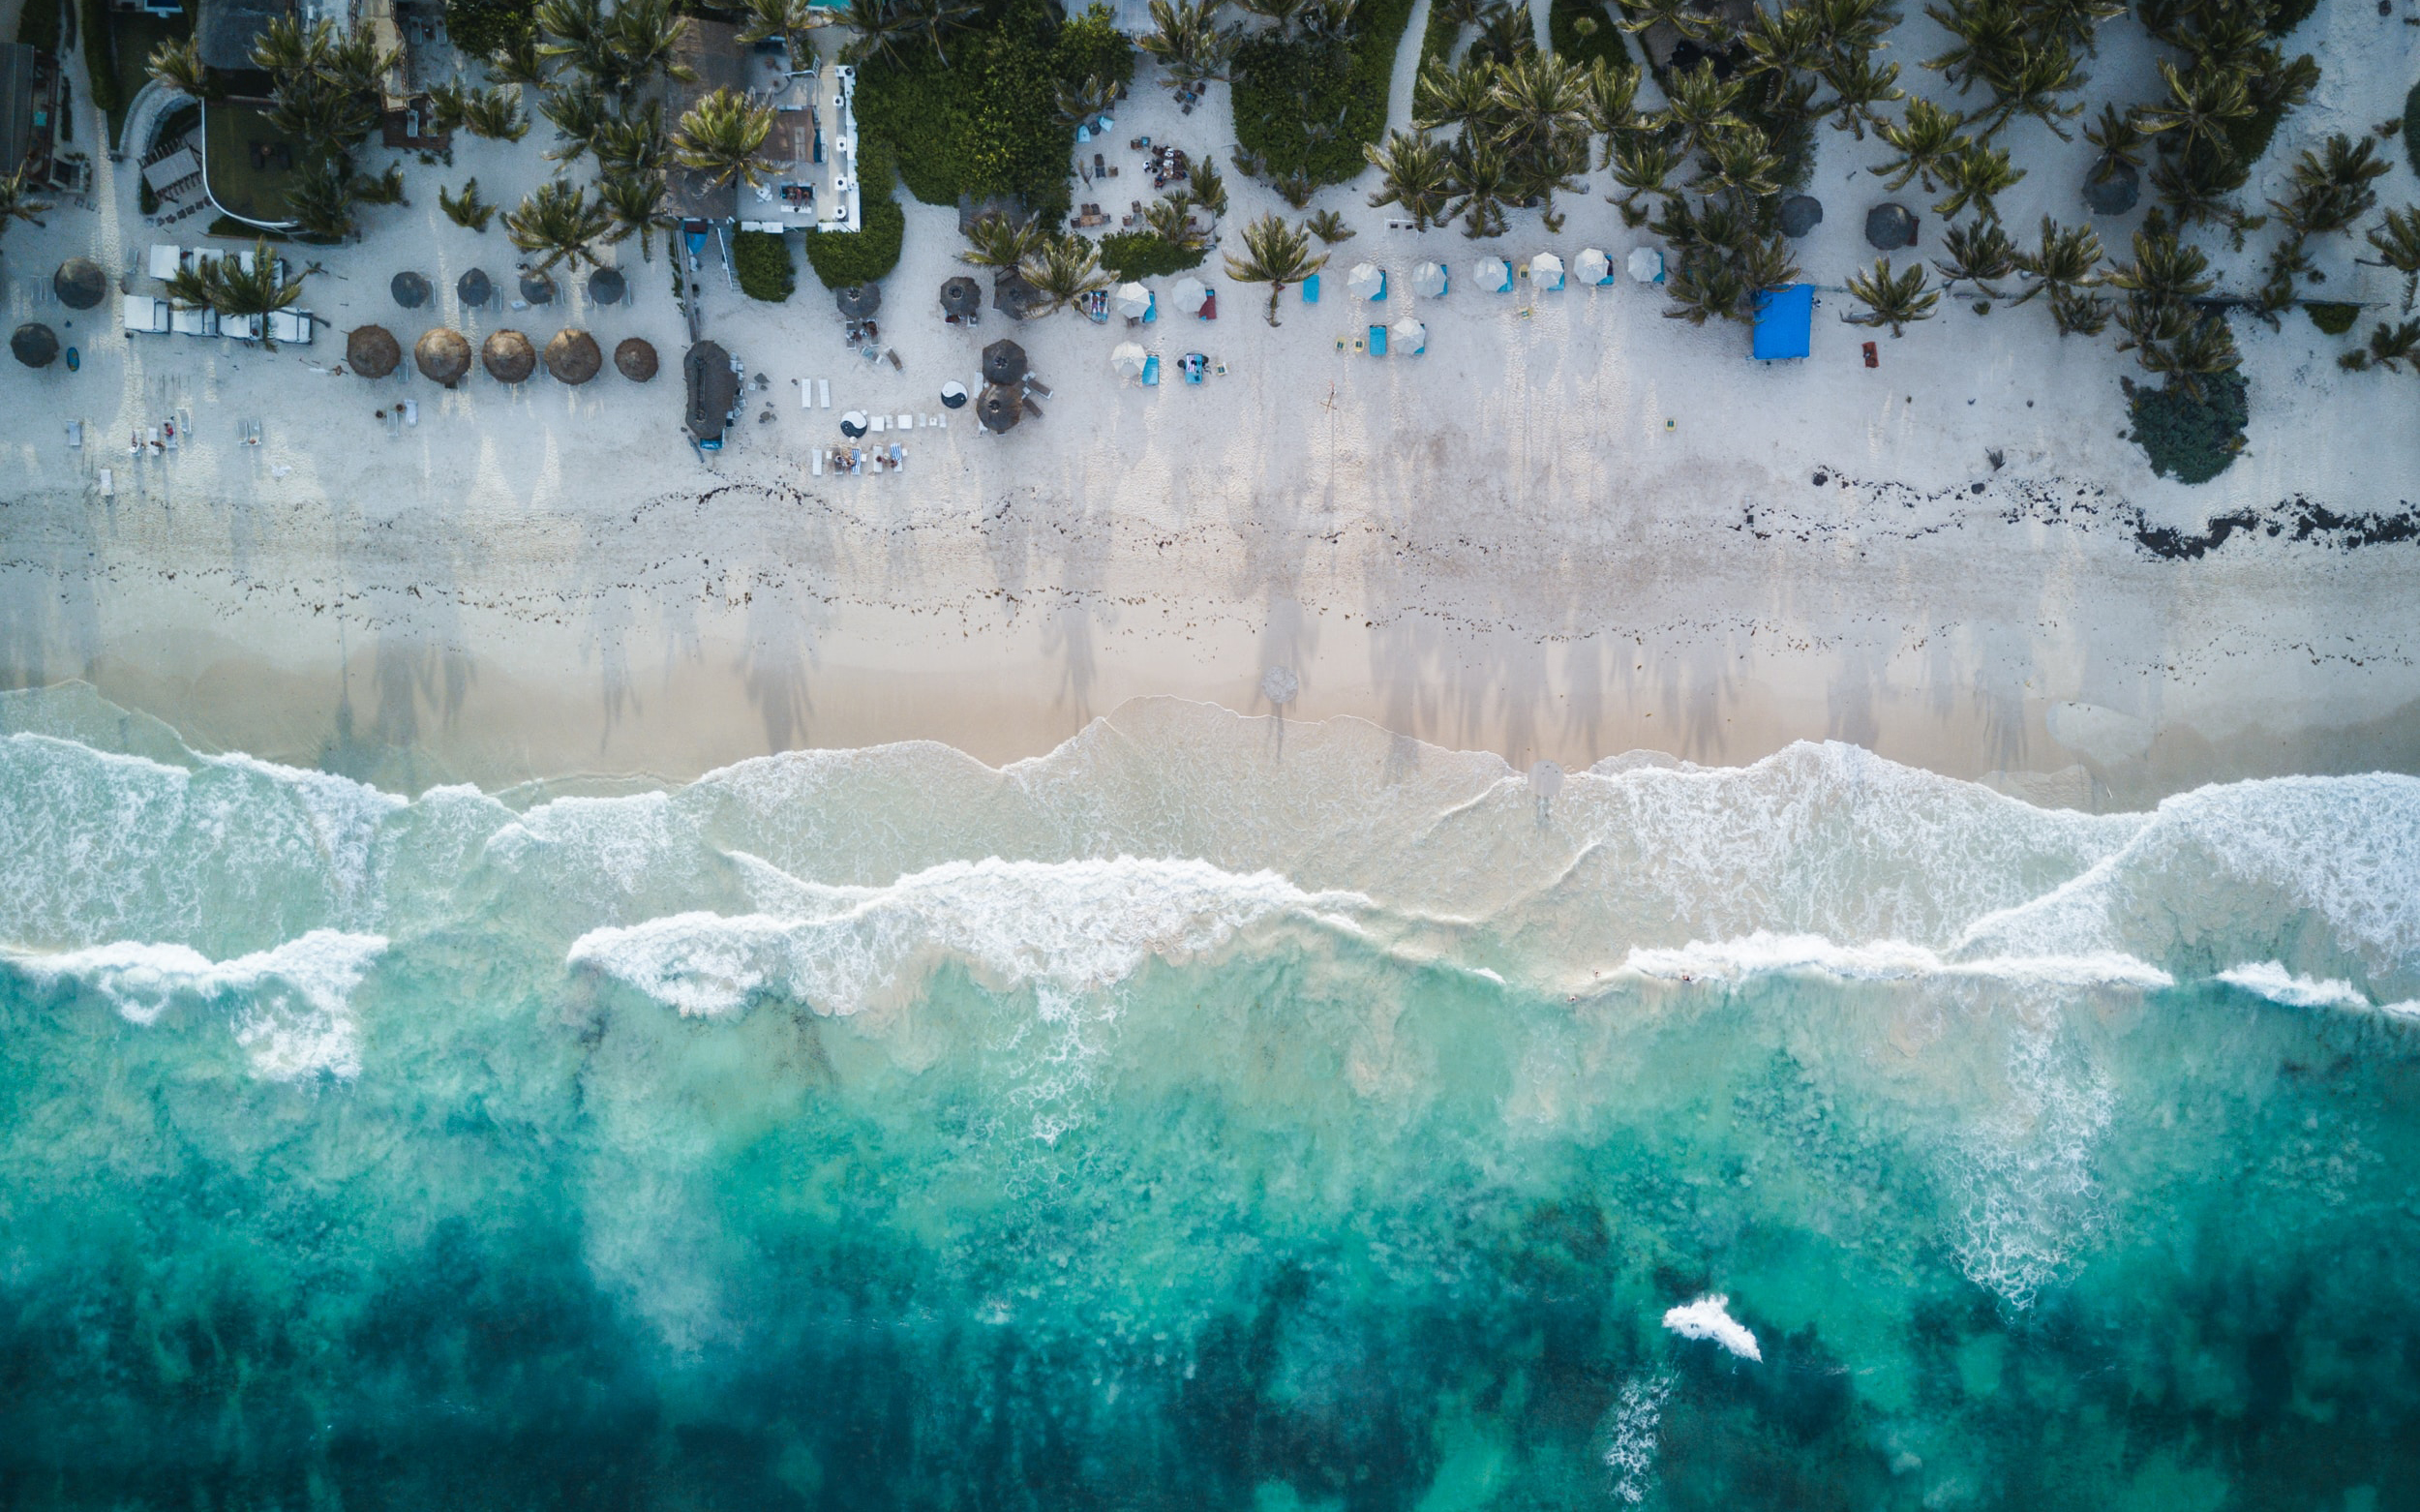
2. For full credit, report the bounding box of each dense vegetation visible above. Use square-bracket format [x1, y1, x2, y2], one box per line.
[445, 0, 536, 60]
[1548, 0, 1628, 73]
[1099, 228, 1208, 278]
[2303, 301, 2358, 336]
[78, 0, 119, 115]
[11, 0, 60, 53]
[804, 141, 906, 287]
[732, 227, 795, 301]
[2124, 370, 2248, 485]
[1228, 0, 1417, 196]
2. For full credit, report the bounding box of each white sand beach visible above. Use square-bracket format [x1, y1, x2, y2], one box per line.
[5, 0, 2420, 803]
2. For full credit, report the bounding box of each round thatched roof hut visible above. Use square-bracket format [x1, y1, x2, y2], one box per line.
[53, 257, 107, 310]
[545, 328, 602, 384]
[982, 338, 1028, 385]
[589, 267, 626, 305]
[348, 324, 403, 378]
[482, 329, 536, 383]
[940, 276, 982, 318]
[520, 268, 556, 305]
[615, 337, 658, 381]
[1779, 195, 1824, 238]
[392, 271, 432, 308]
[458, 268, 493, 308]
[414, 326, 472, 386]
[1864, 202, 1918, 252]
[977, 381, 1023, 433]
[12, 322, 60, 368]
[836, 283, 882, 318]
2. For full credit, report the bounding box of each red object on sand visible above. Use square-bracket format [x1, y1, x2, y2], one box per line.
[1861, 341, 1878, 368]
[1200, 290, 1217, 320]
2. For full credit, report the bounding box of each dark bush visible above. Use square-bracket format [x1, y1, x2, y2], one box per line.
[2222, 53, 2315, 167]
[733, 229, 795, 302]
[1098, 230, 1206, 280]
[1231, 0, 1416, 187]
[13, 0, 61, 53]
[2304, 301, 2359, 336]
[1416, 0, 1459, 72]
[804, 142, 905, 288]
[445, 0, 534, 60]
[1056, 2, 1134, 89]
[2124, 370, 2249, 485]
[2406, 81, 2420, 178]
[78, 0, 118, 116]
[1549, 0, 1629, 70]
[2267, 0, 2316, 34]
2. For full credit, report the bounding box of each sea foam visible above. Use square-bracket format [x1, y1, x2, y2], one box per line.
[1662, 1295, 1761, 1361]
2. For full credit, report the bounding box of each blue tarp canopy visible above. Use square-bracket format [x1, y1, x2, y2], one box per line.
[1751, 284, 1813, 360]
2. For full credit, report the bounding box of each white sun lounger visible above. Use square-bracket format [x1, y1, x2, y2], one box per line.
[819, 378, 831, 408]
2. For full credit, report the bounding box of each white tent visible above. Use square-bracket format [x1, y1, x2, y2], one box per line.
[1114, 281, 1153, 318]
[1410, 260, 1447, 297]
[1110, 341, 1148, 379]
[1169, 276, 1209, 315]
[1575, 247, 1613, 286]
[122, 294, 171, 334]
[146, 245, 182, 280]
[1627, 247, 1665, 284]
[1532, 252, 1565, 289]
[1474, 257, 1512, 292]
[1346, 261, 1386, 299]
[1389, 316, 1426, 354]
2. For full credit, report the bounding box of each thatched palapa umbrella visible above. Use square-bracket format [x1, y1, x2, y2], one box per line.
[2083, 161, 2139, 217]
[589, 267, 626, 305]
[544, 328, 601, 384]
[836, 283, 881, 318]
[1780, 195, 1824, 238]
[1864, 202, 1918, 251]
[939, 276, 982, 318]
[482, 329, 536, 383]
[348, 324, 403, 378]
[392, 271, 432, 308]
[976, 382, 1023, 432]
[993, 268, 1042, 320]
[415, 327, 471, 386]
[520, 268, 556, 305]
[982, 338, 1027, 386]
[615, 336, 658, 381]
[458, 268, 493, 308]
[12, 322, 60, 368]
[53, 257, 107, 310]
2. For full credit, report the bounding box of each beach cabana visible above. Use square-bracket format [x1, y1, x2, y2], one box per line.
[520, 269, 556, 305]
[1474, 257, 1512, 293]
[1865, 202, 1917, 251]
[1114, 281, 1153, 320]
[415, 327, 471, 386]
[940, 276, 983, 318]
[545, 329, 602, 384]
[1751, 284, 1814, 360]
[940, 379, 968, 408]
[1347, 261, 1385, 300]
[1531, 253, 1565, 290]
[12, 321, 59, 368]
[1575, 248, 1613, 286]
[1626, 247, 1664, 284]
[589, 267, 626, 305]
[1169, 276, 1209, 316]
[685, 340, 741, 447]
[482, 329, 536, 383]
[392, 271, 432, 308]
[458, 268, 493, 308]
[982, 339, 1028, 385]
[977, 382, 1023, 432]
[837, 283, 882, 318]
[616, 337, 659, 381]
[1411, 260, 1447, 297]
[347, 324, 402, 378]
[53, 257, 106, 310]
[1390, 316, 1426, 355]
[1110, 342, 1147, 380]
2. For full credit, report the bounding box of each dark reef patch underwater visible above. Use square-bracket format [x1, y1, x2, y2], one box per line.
[0, 687, 2417, 1511]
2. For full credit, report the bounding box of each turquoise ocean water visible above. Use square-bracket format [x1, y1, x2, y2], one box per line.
[1, 687, 2416, 1510]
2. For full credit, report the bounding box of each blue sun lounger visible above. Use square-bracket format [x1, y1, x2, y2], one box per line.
[1367, 323, 1387, 355]
[1302, 274, 1319, 304]
[1141, 353, 1161, 385]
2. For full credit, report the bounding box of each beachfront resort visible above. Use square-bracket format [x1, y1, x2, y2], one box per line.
[2, 0, 2417, 486]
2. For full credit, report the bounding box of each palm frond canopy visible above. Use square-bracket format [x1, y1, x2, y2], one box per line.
[347, 324, 403, 378]
[483, 328, 538, 382]
[415, 326, 472, 386]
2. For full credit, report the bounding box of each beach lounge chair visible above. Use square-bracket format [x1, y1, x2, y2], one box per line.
[123, 295, 171, 334]
[1180, 351, 1206, 383]
[146, 245, 183, 281]
[1367, 323, 1387, 356]
[890, 443, 904, 469]
[812, 449, 824, 476]
[1141, 353, 1161, 386]
[1302, 274, 1319, 304]
[1200, 290, 1216, 319]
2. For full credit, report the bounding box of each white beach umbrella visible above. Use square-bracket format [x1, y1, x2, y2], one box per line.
[1346, 260, 1385, 299]
[1575, 247, 1613, 286]
[1531, 252, 1565, 289]
[1114, 281, 1153, 318]
[1627, 246, 1665, 284]
[1169, 276, 1210, 315]
[1410, 259, 1447, 297]
[1110, 342, 1148, 379]
[1474, 256, 1511, 292]
[1389, 316, 1426, 353]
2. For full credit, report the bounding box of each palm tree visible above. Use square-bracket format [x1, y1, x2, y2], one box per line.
[280, 157, 358, 241]
[593, 100, 667, 176]
[2047, 285, 2109, 337]
[2273, 134, 2388, 240]
[960, 210, 1044, 269]
[1582, 57, 1643, 151]
[2137, 59, 2253, 161]
[2010, 215, 2101, 305]
[674, 87, 775, 188]
[1019, 233, 1112, 314]
[1366, 129, 1455, 230]
[1143, 195, 1210, 251]
[535, 0, 613, 79]
[2140, 314, 2239, 400]
[1189, 158, 1229, 221]
[2106, 221, 2213, 307]
[1489, 51, 1588, 165]
[1933, 218, 2014, 298]
[1739, 3, 1822, 79]
[1817, 50, 1902, 139]
[542, 77, 610, 162]
[0, 166, 50, 244]
[1224, 212, 1326, 325]
[1693, 124, 1780, 204]
[1656, 60, 1743, 157]
[842, 0, 916, 66]
[2081, 103, 2145, 174]
[1844, 257, 1940, 336]
[504, 178, 615, 270]
[1304, 208, 1354, 243]
[604, 0, 694, 89]
[248, 13, 323, 76]
[146, 36, 221, 100]
[2360, 205, 2420, 312]
[737, 0, 819, 49]
[1413, 54, 1495, 135]
[1140, 0, 1238, 92]
[1446, 136, 1511, 238]
[899, 0, 981, 66]
[488, 33, 550, 87]
[1871, 98, 1967, 192]
[1232, 0, 1307, 33]
[463, 84, 532, 141]
[1931, 141, 2022, 224]
[1921, 0, 2023, 99]
[440, 178, 497, 230]
[1053, 74, 1121, 132]
[1608, 134, 1679, 226]
[1469, 2, 1533, 63]
[1660, 253, 1749, 325]
[1981, 37, 2086, 140]
[598, 171, 673, 259]
[2338, 318, 2419, 374]
[163, 238, 316, 347]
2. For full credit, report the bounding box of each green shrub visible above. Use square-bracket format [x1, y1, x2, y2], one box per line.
[1549, 0, 1628, 70]
[733, 229, 796, 302]
[2406, 80, 2420, 178]
[2304, 301, 2359, 336]
[13, 0, 61, 53]
[1416, 0, 1459, 71]
[2267, 0, 2316, 35]
[2124, 371, 2249, 485]
[1231, 0, 1417, 187]
[804, 141, 905, 287]
[446, 0, 535, 59]
[1098, 230, 1207, 279]
[1056, 2, 1134, 89]
[79, 0, 119, 116]
[2222, 53, 2315, 168]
